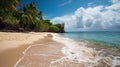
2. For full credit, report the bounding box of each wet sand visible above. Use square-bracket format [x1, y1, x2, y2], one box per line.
[15, 35, 84, 67]
[15, 36, 64, 67]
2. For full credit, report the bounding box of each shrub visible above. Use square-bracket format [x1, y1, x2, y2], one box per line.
[4, 14, 19, 24]
[49, 25, 60, 32]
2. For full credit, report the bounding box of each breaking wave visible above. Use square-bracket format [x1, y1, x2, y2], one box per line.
[52, 33, 120, 67]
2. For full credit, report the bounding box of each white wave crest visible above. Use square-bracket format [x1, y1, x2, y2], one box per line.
[52, 33, 120, 67]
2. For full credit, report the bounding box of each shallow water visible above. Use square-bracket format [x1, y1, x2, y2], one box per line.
[60, 32, 120, 49]
[53, 33, 120, 67]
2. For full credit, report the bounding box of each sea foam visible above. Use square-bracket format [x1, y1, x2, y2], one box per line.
[52, 33, 120, 67]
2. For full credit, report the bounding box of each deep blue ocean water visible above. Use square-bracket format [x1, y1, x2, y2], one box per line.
[60, 32, 120, 49]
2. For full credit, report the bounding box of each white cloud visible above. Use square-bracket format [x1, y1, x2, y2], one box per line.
[88, 2, 94, 7]
[59, 0, 72, 7]
[52, 0, 120, 32]
[110, 0, 120, 3]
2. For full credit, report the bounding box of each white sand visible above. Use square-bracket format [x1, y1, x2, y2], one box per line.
[0, 32, 49, 52]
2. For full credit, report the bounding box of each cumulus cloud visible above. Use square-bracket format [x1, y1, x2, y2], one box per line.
[110, 0, 120, 3]
[52, 0, 120, 31]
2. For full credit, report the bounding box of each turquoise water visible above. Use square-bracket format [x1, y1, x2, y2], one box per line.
[60, 32, 120, 49]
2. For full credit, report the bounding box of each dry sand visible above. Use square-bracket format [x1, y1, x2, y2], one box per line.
[0, 32, 51, 67]
[0, 32, 48, 52]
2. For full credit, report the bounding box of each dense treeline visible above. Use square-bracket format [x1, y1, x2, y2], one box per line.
[0, 0, 65, 33]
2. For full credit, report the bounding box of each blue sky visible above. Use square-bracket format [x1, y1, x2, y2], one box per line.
[21, 0, 111, 19]
[21, 0, 120, 32]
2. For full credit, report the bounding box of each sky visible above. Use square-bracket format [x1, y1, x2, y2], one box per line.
[21, 0, 120, 32]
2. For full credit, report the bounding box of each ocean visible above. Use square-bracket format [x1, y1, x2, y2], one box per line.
[53, 32, 120, 67]
[60, 31, 120, 50]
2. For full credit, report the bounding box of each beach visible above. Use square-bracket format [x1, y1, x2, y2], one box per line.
[0, 32, 64, 67]
[0, 32, 120, 67]
[0, 32, 83, 67]
[0, 0, 120, 66]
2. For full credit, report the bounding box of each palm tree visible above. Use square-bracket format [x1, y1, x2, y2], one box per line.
[37, 11, 43, 20]
[23, 2, 38, 23]
[0, 0, 19, 17]
[19, 2, 39, 29]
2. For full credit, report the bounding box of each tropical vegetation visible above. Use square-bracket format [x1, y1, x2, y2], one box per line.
[0, 0, 65, 33]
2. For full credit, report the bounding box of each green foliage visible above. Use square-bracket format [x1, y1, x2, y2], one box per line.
[34, 21, 41, 31]
[54, 23, 65, 33]
[22, 2, 38, 23]
[43, 20, 52, 26]
[37, 11, 43, 20]
[39, 20, 51, 32]
[23, 2, 38, 19]
[19, 2, 38, 29]
[0, 1, 65, 32]
[0, 0, 19, 17]
[49, 25, 60, 32]
[0, 0, 20, 24]
[4, 13, 19, 24]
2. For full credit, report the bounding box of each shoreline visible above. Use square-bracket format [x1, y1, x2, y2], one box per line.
[0, 32, 120, 67]
[52, 34, 120, 67]
[15, 33, 65, 67]
[74, 38, 120, 54]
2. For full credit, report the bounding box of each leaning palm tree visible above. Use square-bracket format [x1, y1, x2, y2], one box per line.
[23, 2, 38, 23]
[19, 2, 39, 29]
